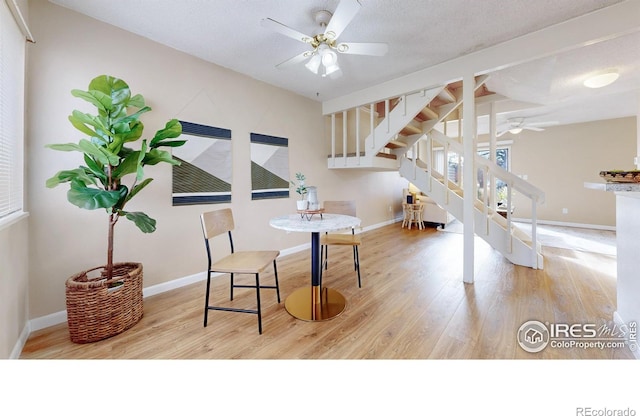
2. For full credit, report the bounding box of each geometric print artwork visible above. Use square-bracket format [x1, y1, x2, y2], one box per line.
[172, 121, 232, 206]
[250, 133, 290, 200]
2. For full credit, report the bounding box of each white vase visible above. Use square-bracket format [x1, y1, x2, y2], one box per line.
[296, 200, 308, 210]
[307, 186, 319, 210]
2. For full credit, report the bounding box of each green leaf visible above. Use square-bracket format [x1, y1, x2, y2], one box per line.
[70, 110, 109, 135]
[112, 151, 141, 179]
[84, 154, 107, 183]
[46, 168, 97, 188]
[119, 121, 144, 143]
[150, 119, 183, 147]
[126, 178, 153, 203]
[90, 133, 109, 147]
[142, 148, 180, 166]
[152, 139, 188, 148]
[68, 114, 97, 137]
[67, 180, 121, 210]
[137, 140, 147, 181]
[111, 184, 130, 211]
[71, 89, 113, 114]
[77, 139, 117, 165]
[46, 142, 83, 153]
[88, 75, 130, 105]
[123, 211, 156, 233]
[114, 106, 151, 125]
[128, 94, 145, 108]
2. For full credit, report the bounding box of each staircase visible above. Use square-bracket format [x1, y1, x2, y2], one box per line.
[326, 78, 545, 269]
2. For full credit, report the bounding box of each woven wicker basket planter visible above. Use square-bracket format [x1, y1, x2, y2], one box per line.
[65, 262, 144, 344]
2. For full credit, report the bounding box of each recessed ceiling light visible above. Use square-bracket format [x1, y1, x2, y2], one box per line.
[583, 70, 619, 88]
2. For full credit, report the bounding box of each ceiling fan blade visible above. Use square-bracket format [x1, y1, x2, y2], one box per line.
[496, 129, 510, 137]
[526, 120, 559, 127]
[324, 0, 361, 41]
[261, 18, 314, 44]
[275, 50, 314, 69]
[336, 42, 388, 56]
[524, 126, 545, 132]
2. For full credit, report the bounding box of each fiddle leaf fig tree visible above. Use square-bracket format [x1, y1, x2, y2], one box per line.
[46, 75, 186, 280]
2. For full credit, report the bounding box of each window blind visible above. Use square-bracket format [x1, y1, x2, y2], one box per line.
[0, 1, 26, 221]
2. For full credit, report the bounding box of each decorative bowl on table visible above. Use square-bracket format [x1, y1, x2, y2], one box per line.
[599, 170, 640, 183]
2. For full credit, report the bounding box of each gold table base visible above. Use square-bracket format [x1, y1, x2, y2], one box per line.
[284, 286, 346, 321]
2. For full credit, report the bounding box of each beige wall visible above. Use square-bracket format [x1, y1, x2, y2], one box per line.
[0, 220, 30, 358]
[24, 0, 406, 321]
[508, 117, 636, 227]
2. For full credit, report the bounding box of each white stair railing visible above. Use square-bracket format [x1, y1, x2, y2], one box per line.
[400, 129, 545, 269]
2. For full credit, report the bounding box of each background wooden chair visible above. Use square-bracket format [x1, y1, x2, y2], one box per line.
[200, 208, 280, 334]
[401, 203, 413, 228]
[409, 203, 425, 230]
[320, 200, 362, 288]
[402, 203, 425, 230]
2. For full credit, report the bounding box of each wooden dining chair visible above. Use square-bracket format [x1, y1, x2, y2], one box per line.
[409, 203, 425, 230]
[200, 208, 280, 334]
[401, 203, 413, 228]
[320, 200, 362, 288]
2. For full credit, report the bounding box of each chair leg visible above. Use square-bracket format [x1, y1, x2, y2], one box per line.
[354, 246, 361, 288]
[255, 273, 262, 334]
[230, 273, 234, 300]
[323, 244, 329, 270]
[273, 260, 280, 303]
[204, 271, 212, 327]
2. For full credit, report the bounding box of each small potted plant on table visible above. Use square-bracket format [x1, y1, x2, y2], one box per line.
[291, 172, 308, 210]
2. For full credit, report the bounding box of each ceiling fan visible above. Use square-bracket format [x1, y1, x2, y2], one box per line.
[497, 117, 559, 137]
[261, 0, 388, 78]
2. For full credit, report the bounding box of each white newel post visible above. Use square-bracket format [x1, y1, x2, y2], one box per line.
[462, 73, 476, 284]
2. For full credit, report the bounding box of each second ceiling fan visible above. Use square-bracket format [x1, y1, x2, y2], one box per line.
[261, 0, 388, 78]
[497, 117, 559, 137]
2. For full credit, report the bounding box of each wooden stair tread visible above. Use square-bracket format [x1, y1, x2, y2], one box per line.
[419, 106, 439, 120]
[400, 124, 422, 135]
[376, 152, 397, 160]
[385, 140, 407, 149]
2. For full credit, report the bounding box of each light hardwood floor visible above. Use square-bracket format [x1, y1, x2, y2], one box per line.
[20, 222, 634, 359]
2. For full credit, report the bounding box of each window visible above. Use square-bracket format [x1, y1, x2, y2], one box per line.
[0, 1, 30, 228]
[432, 149, 462, 183]
[477, 145, 511, 203]
[432, 146, 510, 184]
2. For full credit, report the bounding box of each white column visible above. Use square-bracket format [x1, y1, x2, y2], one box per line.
[636, 91, 640, 169]
[489, 102, 497, 210]
[462, 73, 476, 284]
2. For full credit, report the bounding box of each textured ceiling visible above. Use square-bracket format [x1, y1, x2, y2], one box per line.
[49, 0, 640, 129]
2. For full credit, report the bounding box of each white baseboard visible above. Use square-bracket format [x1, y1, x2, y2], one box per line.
[9, 322, 31, 359]
[512, 217, 616, 231]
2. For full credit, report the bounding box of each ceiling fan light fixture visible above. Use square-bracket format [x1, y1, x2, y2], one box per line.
[321, 49, 337, 66]
[508, 128, 523, 135]
[583, 69, 619, 89]
[305, 54, 321, 74]
[324, 63, 340, 77]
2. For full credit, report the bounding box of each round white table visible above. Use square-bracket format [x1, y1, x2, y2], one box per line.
[269, 213, 361, 321]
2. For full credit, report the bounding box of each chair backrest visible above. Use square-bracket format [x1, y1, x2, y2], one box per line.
[323, 200, 356, 216]
[200, 208, 235, 239]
